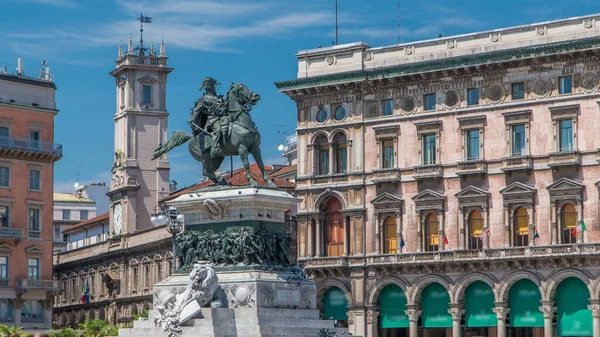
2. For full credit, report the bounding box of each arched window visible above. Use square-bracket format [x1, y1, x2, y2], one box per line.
[513, 207, 529, 247]
[325, 198, 344, 257]
[333, 133, 347, 174]
[468, 210, 483, 249]
[561, 203, 577, 244]
[425, 213, 439, 252]
[315, 135, 329, 175]
[383, 216, 397, 254]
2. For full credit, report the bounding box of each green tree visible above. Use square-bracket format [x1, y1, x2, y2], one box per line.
[78, 320, 108, 337]
[48, 328, 80, 337]
[0, 325, 31, 337]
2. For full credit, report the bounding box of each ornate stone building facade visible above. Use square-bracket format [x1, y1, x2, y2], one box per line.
[276, 14, 600, 337]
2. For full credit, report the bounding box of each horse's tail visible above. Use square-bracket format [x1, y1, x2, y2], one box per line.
[152, 130, 193, 160]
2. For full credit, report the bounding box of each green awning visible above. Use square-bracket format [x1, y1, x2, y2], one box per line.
[421, 282, 452, 328]
[322, 287, 348, 321]
[509, 279, 544, 327]
[557, 277, 592, 336]
[465, 281, 497, 327]
[380, 284, 409, 328]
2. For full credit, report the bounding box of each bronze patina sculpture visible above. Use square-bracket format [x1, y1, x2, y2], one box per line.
[152, 77, 274, 186]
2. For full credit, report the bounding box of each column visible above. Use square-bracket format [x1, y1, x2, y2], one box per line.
[527, 203, 535, 247]
[578, 201, 584, 244]
[343, 216, 349, 256]
[395, 211, 402, 253]
[448, 305, 464, 337]
[306, 219, 313, 257]
[315, 218, 322, 257]
[492, 303, 509, 337]
[438, 210, 445, 251]
[482, 206, 489, 249]
[539, 301, 555, 337]
[405, 306, 421, 337]
[458, 207, 465, 250]
[366, 309, 380, 337]
[588, 300, 600, 337]
[551, 201, 558, 245]
[328, 143, 334, 175]
[375, 213, 381, 255]
[504, 206, 511, 248]
[416, 212, 422, 253]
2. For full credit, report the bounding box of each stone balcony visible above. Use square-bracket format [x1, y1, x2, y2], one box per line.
[455, 159, 487, 176]
[371, 168, 401, 183]
[0, 137, 62, 163]
[299, 243, 600, 271]
[16, 278, 64, 292]
[501, 155, 533, 172]
[548, 150, 581, 168]
[413, 164, 443, 180]
[0, 227, 23, 239]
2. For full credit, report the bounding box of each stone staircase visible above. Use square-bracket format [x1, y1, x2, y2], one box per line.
[118, 308, 353, 337]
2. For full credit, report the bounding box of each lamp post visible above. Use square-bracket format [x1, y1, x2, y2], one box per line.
[151, 206, 184, 274]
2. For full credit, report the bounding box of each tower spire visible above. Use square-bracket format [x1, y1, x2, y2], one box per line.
[160, 37, 165, 57]
[118, 40, 123, 58]
[127, 34, 133, 55]
[136, 13, 153, 56]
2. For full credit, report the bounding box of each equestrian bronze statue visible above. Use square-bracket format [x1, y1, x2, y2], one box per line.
[152, 77, 275, 186]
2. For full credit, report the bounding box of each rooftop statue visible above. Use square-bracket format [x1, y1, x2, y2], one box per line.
[152, 77, 275, 186]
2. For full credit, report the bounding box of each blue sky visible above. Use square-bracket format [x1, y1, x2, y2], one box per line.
[0, 0, 598, 193]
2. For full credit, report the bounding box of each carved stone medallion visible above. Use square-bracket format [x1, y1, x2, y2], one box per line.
[400, 96, 416, 114]
[582, 72, 599, 92]
[585, 19, 594, 29]
[326, 56, 336, 66]
[533, 79, 551, 98]
[444, 90, 459, 109]
[486, 84, 505, 104]
[366, 102, 379, 118]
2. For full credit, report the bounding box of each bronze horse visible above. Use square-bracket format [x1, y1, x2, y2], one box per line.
[152, 83, 274, 186]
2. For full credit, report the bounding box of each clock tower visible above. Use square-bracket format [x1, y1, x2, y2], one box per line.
[107, 33, 173, 236]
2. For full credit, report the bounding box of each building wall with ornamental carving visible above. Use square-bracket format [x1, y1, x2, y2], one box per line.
[277, 13, 600, 337]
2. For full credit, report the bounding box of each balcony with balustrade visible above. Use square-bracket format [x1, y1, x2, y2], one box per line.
[299, 243, 600, 272]
[548, 150, 581, 168]
[371, 168, 401, 184]
[16, 278, 64, 292]
[413, 164, 443, 180]
[501, 154, 533, 172]
[455, 159, 487, 176]
[0, 137, 62, 163]
[0, 227, 23, 239]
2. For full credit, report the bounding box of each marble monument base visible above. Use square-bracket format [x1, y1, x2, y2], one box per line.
[118, 267, 353, 337]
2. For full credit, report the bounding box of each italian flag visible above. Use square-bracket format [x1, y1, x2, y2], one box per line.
[571, 221, 587, 236]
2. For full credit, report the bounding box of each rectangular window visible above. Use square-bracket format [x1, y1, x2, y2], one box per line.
[511, 82, 525, 100]
[383, 99, 394, 116]
[0, 167, 8, 187]
[54, 225, 60, 240]
[382, 139, 394, 169]
[28, 208, 40, 231]
[80, 210, 89, 221]
[423, 134, 437, 164]
[28, 258, 39, 279]
[335, 146, 347, 173]
[21, 300, 44, 323]
[318, 147, 329, 175]
[0, 298, 14, 322]
[559, 119, 573, 152]
[511, 124, 526, 156]
[62, 209, 70, 220]
[467, 88, 479, 106]
[142, 85, 152, 104]
[559, 76, 573, 94]
[0, 127, 9, 147]
[0, 256, 7, 279]
[424, 94, 436, 111]
[0, 206, 8, 228]
[29, 169, 40, 190]
[466, 130, 480, 160]
[29, 130, 40, 151]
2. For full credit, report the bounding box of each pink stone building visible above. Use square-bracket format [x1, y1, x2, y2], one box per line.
[277, 14, 600, 337]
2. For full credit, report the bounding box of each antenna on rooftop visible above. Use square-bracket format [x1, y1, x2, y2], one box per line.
[136, 13, 153, 56]
[397, 0, 401, 43]
[334, 0, 339, 45]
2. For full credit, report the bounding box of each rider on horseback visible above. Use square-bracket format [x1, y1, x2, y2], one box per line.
[189, 77, 227, 158]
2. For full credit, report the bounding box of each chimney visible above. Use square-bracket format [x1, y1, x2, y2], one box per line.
[16, 57, 23, 76]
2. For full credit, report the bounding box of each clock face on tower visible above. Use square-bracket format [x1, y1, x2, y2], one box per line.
[113, 203, 123, 235]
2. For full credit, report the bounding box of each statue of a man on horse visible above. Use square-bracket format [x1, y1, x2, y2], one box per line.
[152, 77, 275, 187]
